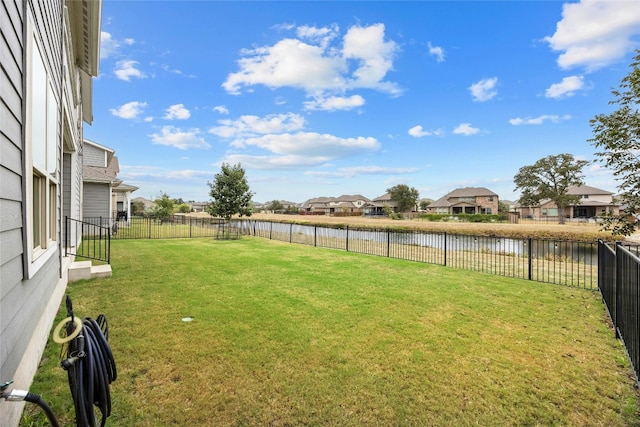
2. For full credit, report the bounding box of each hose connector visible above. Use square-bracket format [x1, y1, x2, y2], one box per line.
[2, 388, 28, 401]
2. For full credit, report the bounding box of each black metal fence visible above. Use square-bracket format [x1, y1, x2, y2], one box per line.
[598, 240, 640, 387]
[78, 217, 637, 292]
[84, 216, 227, 240]
[65, 217, 111, 264]
[240, 220, 599, 289]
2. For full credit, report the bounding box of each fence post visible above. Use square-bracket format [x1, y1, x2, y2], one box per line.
[290, 223, 293, 243]
[314, 225, 317, 247]
[148, 217, 152, 239]
[387, 229, 390, 257]
[528, 238, 533, 281]
[107, 226, 111, 264]
[614, 242, 622, 339]
[270, 221, 273, 240]
[443, 232, 447, 266]
[346, 225, 349, 252]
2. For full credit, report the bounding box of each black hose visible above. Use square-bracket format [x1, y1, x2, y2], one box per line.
[24, 392, 61, 427]
[62, 297, 117, 427]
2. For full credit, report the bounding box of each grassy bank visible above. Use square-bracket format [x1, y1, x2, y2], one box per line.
[240, 213, 625, 241]
[23, 238, 638, 426]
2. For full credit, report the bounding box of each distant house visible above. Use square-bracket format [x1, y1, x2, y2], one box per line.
[426, 187, 499, 215]
[302, 195, 370, 215]
[264, 200, 299, 213]
[190, 201, 209, 213]
[363, 193, 399, 215]
[0, 1, 102, 425]
[82, 139, 137, 222]
[112, 182, 139, 220]
[516, 185, 619, 220]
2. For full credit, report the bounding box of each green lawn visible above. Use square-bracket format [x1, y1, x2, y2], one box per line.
[23, 237, 639, 426]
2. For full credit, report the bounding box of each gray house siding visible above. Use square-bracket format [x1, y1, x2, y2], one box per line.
[1, 255, 59, 380]
[83, 182, 111, 218]
[1, 0, 101, 424]
[0, 0, 27, 383]
[84, 142, 107, 167]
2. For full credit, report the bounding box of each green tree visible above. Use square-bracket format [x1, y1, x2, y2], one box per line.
[207, 163, 254, 220]
[268, 200, 284, 213]
[284, 205, 299, 214]
[514, 154, 588, 224]
[152, 192, 175, 222]
[177, 203, 192, 213]
[419, 199, 431, 211]
[589, 50, 640, 236]
[387, 184, 419, 213]
[131, 200, 146, 216]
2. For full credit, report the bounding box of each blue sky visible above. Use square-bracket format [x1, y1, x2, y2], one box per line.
[85, 0, 640, 204]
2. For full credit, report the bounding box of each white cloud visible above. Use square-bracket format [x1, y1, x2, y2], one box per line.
[219, 154, 330, 170]
[213, 105, 229, 114]
[100, 33, 136, 60]
[509, 114, 572, 125]
[211, 112, 379, 170]
[427, 42, 445, 62]
[342, 24, 400, 94]
[545, 75, 585, 99]
[101, 32, 120, 59]
[119, 165, 212, 181]
[296, 24, 339, 49]
[305, 166, 419, 178]
[304, 95, 365, 111]
[544, 0, 640, 71]
[453, 123, 480, 136]
[101, 33, 136, 60]
[149, 126, 211, 150]
[222, 23, 401, 101]
[209, 113, 306, 138]
[114, 60, 147, 81]
[469, 77, 498, 102]
[408, 125, 444, 138]
[232, 132, 379, 159]
[223, 38, 345, 95]
[164, 104, 191, 120]
[110, 101, 148, 119]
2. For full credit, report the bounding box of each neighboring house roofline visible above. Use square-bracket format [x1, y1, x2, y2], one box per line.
[113, 183, 139, 193]
[567, 184, 614, 196]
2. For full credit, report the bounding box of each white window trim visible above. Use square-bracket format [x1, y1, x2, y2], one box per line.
[25, 13, 59, 279]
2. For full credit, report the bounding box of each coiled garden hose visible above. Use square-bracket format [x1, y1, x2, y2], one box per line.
[58, 296, 117, 427]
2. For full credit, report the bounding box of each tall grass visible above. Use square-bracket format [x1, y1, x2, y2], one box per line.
[23, 238, 638, 426]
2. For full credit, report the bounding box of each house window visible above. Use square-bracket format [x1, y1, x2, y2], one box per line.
[27, 24, 59, 272]
[32, 173, 45, 249]
[488, 196, 494, 202]
[582, 195, 589, 199]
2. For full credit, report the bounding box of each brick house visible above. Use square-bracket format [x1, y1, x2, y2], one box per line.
[516, 185, 619, 220]
[302, 195, 371, 215]
[426, 187, 499, 215]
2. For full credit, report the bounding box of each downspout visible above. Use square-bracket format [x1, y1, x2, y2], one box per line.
[20, 0, 29, 279]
